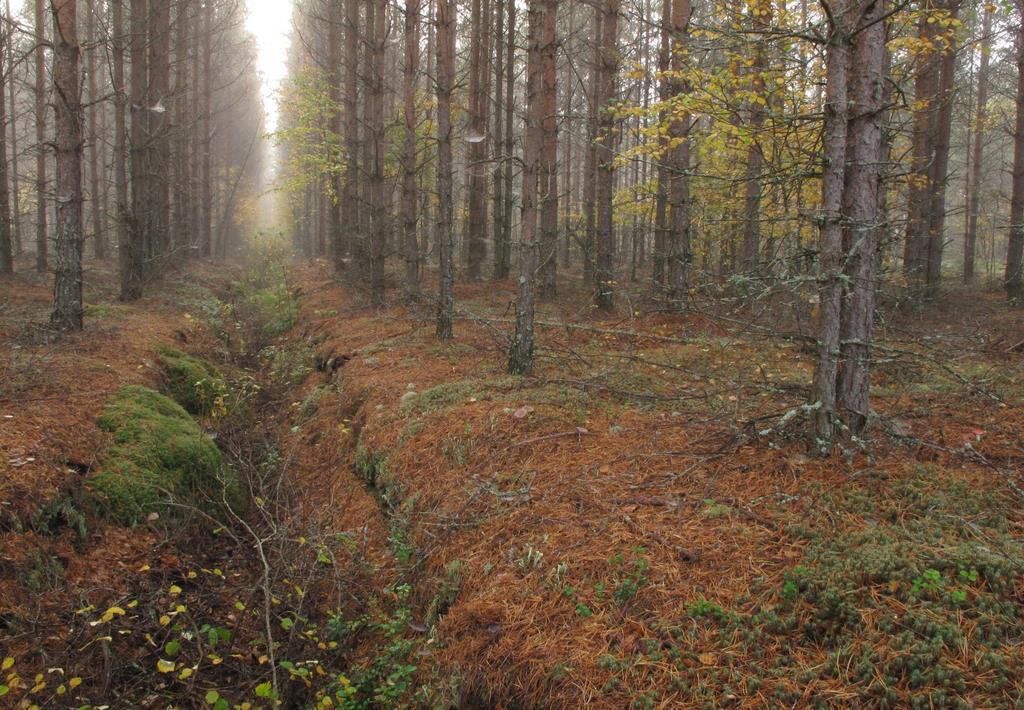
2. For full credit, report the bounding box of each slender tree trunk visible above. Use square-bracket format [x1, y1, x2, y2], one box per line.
[170, 0, 190, 262]
[740, 0, 770, 273]
[492, 0, 507, 279]
[435, 0, 456, 338]
[465, 0, 487, 279]
[146, 0, 170, 264]
[814, 0, 853, 445]
[509, 0, 545, 374]
[328, 0, 345, 272]
[903, 0, 959, 295]
[964, 7, 991, 282]
[402, 0, 421, 299]
[35, 0, 48, 272]
[199, 0, 212, 256]
[666, 0, 691, 306]
[582, 9, 600, 287]
[50, 0, 84, 331]
[113, 0, 130, 291]
[343, 0, 360, 260]
[593, 0, 620, 311]
[837, 0, 887, 434]
[652, 0, 671, 293]
[6, 0, 23, 259]
[537, 0, 559, 298]
[85, 0, 105, 259]
[122, 0, 147, 300]
[368, 0, 386, 306]
[494, 0, 515, 280]
[1007, 2, 1024, 303]
[0, 17, 12, 274]
[922, 1, 959, 296]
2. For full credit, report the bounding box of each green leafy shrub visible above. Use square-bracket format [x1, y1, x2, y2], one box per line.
[155, 346, 228, 416]
[88, 386, 244, 525]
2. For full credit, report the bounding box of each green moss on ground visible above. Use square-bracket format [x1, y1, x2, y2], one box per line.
[88, 385, 244, 525]
[155, 346, 228, 415]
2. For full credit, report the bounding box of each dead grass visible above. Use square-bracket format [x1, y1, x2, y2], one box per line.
[283, 261, 1024, 708]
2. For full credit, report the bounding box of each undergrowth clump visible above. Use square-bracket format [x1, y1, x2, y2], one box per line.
[234, 246, 298, 340]
[88, 386, 244, 525]
[156, 346, 229, 416]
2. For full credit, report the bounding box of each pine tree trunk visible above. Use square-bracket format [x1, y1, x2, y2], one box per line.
[368, 0, 387, 306]
[666, 0, 691, 306]
[34, 0, 48, 272]
[328, 0, 345, 272]
[0, 16, 12, 275]
[740, 0, 770, 273]
[494, 0, 515, 280]
[508, 0, 544, 374]
[50, 0, 84, 331]
[6, 0, 22, 259]
[147, 0, 170, 264]
[1006, 1, 1024, 303]
[922, 1, 960, 297]
[537, 0, 559, 298]
[964, 7, 991, 282]
[582, 9, 600, 287]
[491, 0, 507, 280]
[113, 0, 130, 290]
[402, 0, 421, 300]
[814, 0, 852, 445]
[83, 0, 104, 259]
[122, 0, 148, 300]
[343, 0, 360, 261]
[199, 0, 212, 256]
[593, 0, 620, 311]
[435, 0, 456, 338]
[837, 0, 887, 435]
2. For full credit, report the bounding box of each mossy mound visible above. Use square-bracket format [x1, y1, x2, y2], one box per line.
[88, 385, 244, 525]
[155, 346, 228, 415]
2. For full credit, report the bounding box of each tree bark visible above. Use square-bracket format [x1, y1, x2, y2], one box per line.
[493, 0, 515, 280]
[50, 0, 84, 331]
[199, 0, 212, 256]
[0, 16, 12, 275]
[537, 0, 559, 298]
[740, 0, 770, 273]
[963, 6, 991, 282]
[343, 0, 360, 261]
[435, 0, 456, 338]
[402, 0, 421, 300]
[813, 0, 853, 444]
[146, 0, 170, 264]
[593, 0, 620, 311]
[35, 0, 49, 272]
[122, 0, 148, 300]
[465, 0, 488, 280]
[113, 0, 130, 291]
[328, 0, 345, 272]
[6, 0, 23, 259]
[1007, 2, 1024, 303]
[837, 0, 887, 435]
[367, 0, 387, 306]
[666, 0, 691, 306]
[491, 0, 507, 280]
[85, 0, 105, 259]
[508, 0, 545, 374]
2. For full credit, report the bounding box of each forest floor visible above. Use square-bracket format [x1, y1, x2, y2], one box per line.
[1, 252, 1023, 709]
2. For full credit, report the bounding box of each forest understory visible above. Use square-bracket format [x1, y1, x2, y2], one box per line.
[1, 251, 1023, 709]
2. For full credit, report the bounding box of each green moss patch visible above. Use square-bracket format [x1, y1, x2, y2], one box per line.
[88, 386, 244, 525]
[156, 346, 228, 415]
